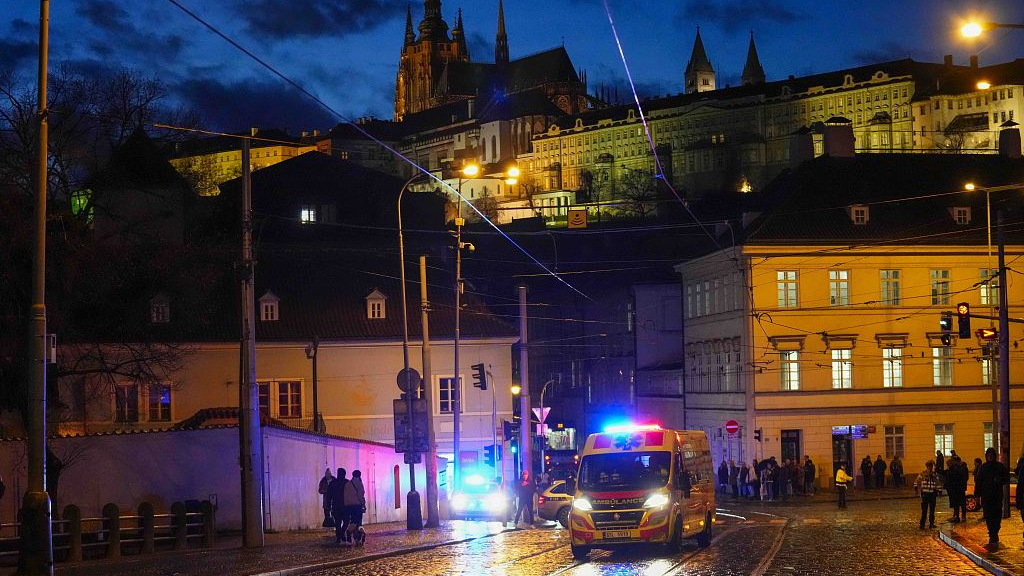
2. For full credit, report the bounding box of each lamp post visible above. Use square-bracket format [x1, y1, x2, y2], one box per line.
[304, 336, 320, 432]
[452, 162, 478, 494]
[967, 182, 1000, 461]
[961, 21, 1024, 38]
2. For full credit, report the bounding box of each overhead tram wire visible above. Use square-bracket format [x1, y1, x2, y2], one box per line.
[160, 0, 592, 302]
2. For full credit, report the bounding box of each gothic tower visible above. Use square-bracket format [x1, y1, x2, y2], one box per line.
[495, 0, 509, 66]
[741, 32, 766, 86]
[684, 28, 716, 94]
[394, 0, 470, 121]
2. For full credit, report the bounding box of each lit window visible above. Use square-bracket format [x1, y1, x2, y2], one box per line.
[983, 422, 994, 452]
[300, 205, 317, 223]
[777, 271, 798, 308]
[278, 381, 301, 418]
[880, 270, 901, 306]
[953, 207, 971, 225]
[831, 349, 853, 389]
[148, 383, 172, 422]
[70, 188, 94, 224]
[829, 270, 849, 306]
[366, 289, 387, 319]
[932, 347, 953, 386]
[930, 269, 950, 305]
[885, 425, 905, 459]
[979, 269, 1000, 305]
[982, 355, 994, 386]
[780, 351, 800, 390]
[934, 423, 954, 455]
[883, 348, 903, 388]
[438, 377, 462, 413]
[115, 384, 140, 423]
[150, 300, 170, 324]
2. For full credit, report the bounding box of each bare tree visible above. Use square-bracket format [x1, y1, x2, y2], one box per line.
[616, 168, 657, 220]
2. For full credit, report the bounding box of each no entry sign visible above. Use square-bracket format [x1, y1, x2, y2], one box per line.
[725, 420, 740, 436]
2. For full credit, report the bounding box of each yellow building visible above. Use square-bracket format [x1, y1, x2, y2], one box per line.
[672, 150, 1024, 487]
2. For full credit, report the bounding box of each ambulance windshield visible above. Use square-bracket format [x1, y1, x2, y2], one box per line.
[578, 451, 671, 491]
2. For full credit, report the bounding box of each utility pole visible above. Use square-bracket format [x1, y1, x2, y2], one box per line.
[453, 216, 464, 491]
[490, 365, 498, 481]
[305, 336, 320, 432]
[998, 210, 1011, 518]
[518, 285, 532, 477]
[239, 138, 265, 547]
[20, 1, 54, 574]
[420, 256, 440, 527]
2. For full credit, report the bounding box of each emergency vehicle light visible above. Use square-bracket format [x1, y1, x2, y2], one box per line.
[603, 423, 662, 434]
[464, 474, 486, 486]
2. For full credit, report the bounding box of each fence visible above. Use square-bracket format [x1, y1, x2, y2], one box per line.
[0, 500, 215, 565]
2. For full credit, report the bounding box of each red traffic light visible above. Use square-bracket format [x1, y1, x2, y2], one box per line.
[978, 327, 998, 340]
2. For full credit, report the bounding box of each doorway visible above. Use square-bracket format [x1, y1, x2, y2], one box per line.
[781, 430, 801, 463]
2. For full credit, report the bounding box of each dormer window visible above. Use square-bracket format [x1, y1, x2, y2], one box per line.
[952, 207, 971, 225]
[259, 290, 280, 322]
[366, 288, 387, 320]
[300, 205, 316, 223]
[149, 294, 170, 324]
[851, 205, 869, 225]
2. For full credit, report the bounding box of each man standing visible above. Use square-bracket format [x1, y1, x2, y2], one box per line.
[860, 456, 873, 489]
[326, 468, 349, 544]
[914, 460, 941, 529]
[946, 456, 969, 523]
[739, 461, 750, 499]
[512, 471, 536, 528]
[718, 460, 729, 494]
[803, 456, 816, 495]
[835, 464, 853, 509]
[873, 455, 887, 489]
[342, 470, 367, 544]
[890, 455, 904, 488]
[976, 447, 1010, 550]
[318, 468, 334, 527]
[729, 459, 740, 499]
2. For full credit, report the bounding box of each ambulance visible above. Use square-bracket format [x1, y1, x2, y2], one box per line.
[567, 424, 715, 559]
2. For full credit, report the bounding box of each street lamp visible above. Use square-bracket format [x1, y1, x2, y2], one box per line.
[304, 336, 320, 433]
[452, 161, 479, 494]
[961, 21, 1024, 37]
[977, 81, 992, 90]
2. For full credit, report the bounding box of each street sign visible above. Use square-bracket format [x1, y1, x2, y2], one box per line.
[404, 452, 422, 464]
[396, 368, 421, 393]
[725, 420, 740, 436]
[393, 398, 429, 453]
[567, 208, 588, 229]
[532, 407, 551, 423]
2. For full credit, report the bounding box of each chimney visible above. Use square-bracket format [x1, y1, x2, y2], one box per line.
[301, 130, 309, 138]
[467, 98, 476, 118]
[788, 127, 814, 165]
[970, 55, 979, 69]
[999, 123, 1022, 158]
[312, 129, 319, 137]
[250, 127, 259, 137]
[823, 119, 855, 158]
[943, 54, 953, 68]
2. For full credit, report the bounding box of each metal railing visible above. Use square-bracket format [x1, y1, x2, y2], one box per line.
[0, 500, 215, 565]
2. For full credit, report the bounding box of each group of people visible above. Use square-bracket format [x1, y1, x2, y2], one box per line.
[716, 456, 816, 501]
[858, 454, 905, 489]
[318, 468, 367, 545]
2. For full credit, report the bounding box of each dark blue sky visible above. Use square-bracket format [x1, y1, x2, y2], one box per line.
[2, 0, 1022, 132]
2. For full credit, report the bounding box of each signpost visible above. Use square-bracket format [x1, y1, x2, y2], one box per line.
[393, 397, 429, 454]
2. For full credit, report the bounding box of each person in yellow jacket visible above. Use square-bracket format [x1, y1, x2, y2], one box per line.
[835, 464, 854, 509]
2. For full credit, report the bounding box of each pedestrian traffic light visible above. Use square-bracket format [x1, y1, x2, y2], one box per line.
[471, 363, 487, 390]
[957, 302, 971, 338]
[484, 445, 495, 467]
[754, 429, 762, 442]
[940, 311, 953, 346]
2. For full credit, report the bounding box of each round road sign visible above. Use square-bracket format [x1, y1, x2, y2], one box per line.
[397, 368, 421, 393]
[725, 420, 740, 435]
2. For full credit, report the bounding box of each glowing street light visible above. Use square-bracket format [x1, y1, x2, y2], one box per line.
[965, 182, 976, 191]
[977, 81, 992, 90]
[961, 22, 985, 37]
[462, 163, 480, 177]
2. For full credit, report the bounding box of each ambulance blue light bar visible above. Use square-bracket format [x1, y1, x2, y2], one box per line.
[603, 423, 662, 434]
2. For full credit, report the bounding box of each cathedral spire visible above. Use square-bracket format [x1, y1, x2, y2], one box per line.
[495, 0, 509, 65]
[684, 27, 716, 94]
[419, 0, 449, 41]
[452, 7, 468, 57]
[741, 31, 766, 86]
[404, 5, 416, 46]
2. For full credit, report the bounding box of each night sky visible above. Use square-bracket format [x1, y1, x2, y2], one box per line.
[2, 0, 1022, 133]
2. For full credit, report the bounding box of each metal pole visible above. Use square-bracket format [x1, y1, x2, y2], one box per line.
[490, 367, 497, 481]
[420, 255, 440, 527]
[311, 336, 319, 432]
[540, 381, 549, 474]
[453, 189, 463, 492]
[20, 1, 53, 573]
[987, 189, 999, 448]
[998, 210, 1011, 518]
[397, 177, 422, 530]
[518, 285, 532, 477]
[239, 138, 265, 547]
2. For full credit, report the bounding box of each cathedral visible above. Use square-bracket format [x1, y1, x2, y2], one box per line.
[394, 0, 590, 121]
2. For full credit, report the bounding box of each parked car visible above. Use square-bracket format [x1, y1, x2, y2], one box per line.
[965, 473, 1017, 512]
[450, 476, 509, 521]
[538, 480, 573, 527]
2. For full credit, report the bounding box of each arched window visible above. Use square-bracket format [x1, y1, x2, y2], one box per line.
[394, 465, 401, 509]
[491, 135, 497, 161]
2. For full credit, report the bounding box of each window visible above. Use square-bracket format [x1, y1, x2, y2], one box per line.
[780, 351, 800, 390]
[982, 356, 994, 386]
[932, 347, 953, 386]
[277, 381, 301, 418]
[366, 289, 386, 319]
[934, 423, 954, 456]
[953, 207, 971, 225]
[148, 383, 172, 422]
[880, 270, 901, 306]
[980, 269, 1000, 305]
[930, 269, 950, 305]
[831, 349, 853, 389]
[777, 271, 798, 308]
[300, 205, 317, 223]
[260, 291, 280, 321]
[983, 422, 994, 452]
[258, 383, 270, 417]
[369, 301, 384, 319]
[150, 301, 170, 324]
[885, 425, 905, 459]
[829, 270, 849, 306]
[882, 347, 903, 388]
[115, 384, 140, 423]
[438, 377, 462, 414]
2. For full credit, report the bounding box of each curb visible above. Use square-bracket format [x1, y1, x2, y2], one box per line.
[937, 527, 1015, 576]
[249, 527, 515, 576]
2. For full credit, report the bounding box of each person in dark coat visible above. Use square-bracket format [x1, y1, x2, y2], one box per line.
[976, 447, 1010, 550]
[1014, 454, 1024, 530]
[945, 456, 969, 522]
[778, 459, 791, 499]
[326, 468, 350, 544]
[935, 450, 946, 482]
[860, 456, 873, 489]
[873, 455, 887, 489]
[718, 460, 729, 494]
[729, 460, 740, 499]
[750, 459, 762, 500]
[890, 455, 904, 488]
[318, 468, 334, 527]
[739, 461, 750, 498]
[512, 471, 536, 527]
[804, 456, 816, 495]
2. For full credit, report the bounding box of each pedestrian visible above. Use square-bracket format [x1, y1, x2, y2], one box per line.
[976, 447, 1010, 550]
[342, 470, 367, 545]
[790, 459, 804, 495]
[1014, 452, 1024, 532]
[512, 470, 536, 527]
[718, 460, 729, 494]
[890, 455, 904, 488]
[946, 456, 968, 523]
[860, 456, 872, 489]
[538, 469, 551, 490]
[835, 464, 853, 509]
[318, 468, 334, 527]
[914, 460, 941, 529]
[326, 468, 350, 544]
[778, 459, 791, 499]
[804, 456, 816, 495]
[873, 455, 887, 489]
[750, 459, 762, 500]
[764, 459, 777, 501]
[739, 461, 750, 498]
[935, 450, 946, 482]
[729, 459, 740, 499]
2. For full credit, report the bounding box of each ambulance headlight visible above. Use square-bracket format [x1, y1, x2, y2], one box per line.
[643, 493, 669, 509]
[572, 497, 593, 511]
[452, 494, 468, 510]
[484, 494, 506, 511]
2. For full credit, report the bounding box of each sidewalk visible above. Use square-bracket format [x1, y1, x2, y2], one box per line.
[940, 513, 1024, 576]
[718, 485, 918, 506]
[1, 521, 512, 576]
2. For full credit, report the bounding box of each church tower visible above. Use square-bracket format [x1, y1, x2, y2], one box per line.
[495, 0, 509, 66]
[741, 32, 766, 86]
[394, 0, 470, 121]
[684, 28, 716, 94]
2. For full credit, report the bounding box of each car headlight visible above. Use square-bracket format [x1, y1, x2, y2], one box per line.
[643, 493, 669, 509]
[452, 494, 468, 510]
[484, 494, 506, 511]
[572, 497, 593, 511]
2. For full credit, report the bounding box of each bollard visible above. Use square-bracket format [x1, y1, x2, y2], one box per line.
[18, 491, 53, 576]
[101, 503, 121, 560]
[200, 501, 216, 548]
[138, 503, 155, 554]
[63, 505, 82, 562]
[171, 502, 187, 550]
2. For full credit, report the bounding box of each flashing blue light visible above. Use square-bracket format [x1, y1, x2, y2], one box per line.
[603, 422, 662, 434]
[464, 474, 486, 486]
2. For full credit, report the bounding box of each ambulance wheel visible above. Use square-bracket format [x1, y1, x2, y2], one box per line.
[696, 512, 713, 548]
[571, 543, 590, 560]
[663, 517, 683, 552]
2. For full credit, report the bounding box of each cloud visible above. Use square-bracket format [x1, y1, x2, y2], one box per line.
[237, 0, 404, 40]
[173, 78, 338, 132]
[75, 0, 131, 32]
[72, 0, 185, 62]
[852, 42, 920, 65]
[0, 39, 35, 70]
[467, 33, 494, 62]
[680, 0, 802, 32]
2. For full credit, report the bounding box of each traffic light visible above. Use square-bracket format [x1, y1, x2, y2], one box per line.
[978, 327, 998, 341]
[484, 445, 495, 467]
[754, 429, 762, 442]
[471, 363, 487, 390]
[544, 453, 551, 467]
[957, 302, 971, 338]
[573, 453, 580, 465]
[940, 311, 953, 346]
[502, 420, 517, 441]
[511, 385, 522, 420]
